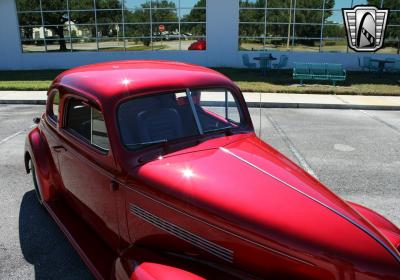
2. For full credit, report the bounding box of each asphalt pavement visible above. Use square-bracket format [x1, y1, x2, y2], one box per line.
[0, 104, 399, 279]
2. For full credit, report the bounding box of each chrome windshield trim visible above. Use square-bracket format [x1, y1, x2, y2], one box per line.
[220, 147, 400, 263]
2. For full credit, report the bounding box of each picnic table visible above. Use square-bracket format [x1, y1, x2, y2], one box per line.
[254, 55, 277, 75]
[370, 58, 395, 72]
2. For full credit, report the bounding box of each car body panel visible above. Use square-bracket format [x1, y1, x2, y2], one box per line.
[24, 60, 400, 280]
[188, 40, 206, 51]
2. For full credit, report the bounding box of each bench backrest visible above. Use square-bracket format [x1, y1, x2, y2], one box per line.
[326, 63, 344, 76]
[309, 63, 326, 75]
[293, 62, 309, 74]
[293, 62, 345, 78]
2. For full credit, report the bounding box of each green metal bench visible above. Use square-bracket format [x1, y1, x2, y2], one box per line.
[293, 63, 346, 86]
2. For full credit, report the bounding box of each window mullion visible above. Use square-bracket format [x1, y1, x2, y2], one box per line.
[186, 88, 204, 135]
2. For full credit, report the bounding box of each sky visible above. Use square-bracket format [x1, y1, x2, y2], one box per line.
[327, 0, 368, 22]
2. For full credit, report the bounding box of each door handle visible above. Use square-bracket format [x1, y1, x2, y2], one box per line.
[110, 180, 119, 192]
[53, 146, 67, 153]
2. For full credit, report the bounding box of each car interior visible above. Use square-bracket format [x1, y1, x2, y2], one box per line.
[65, 99, 92, 141]
[118, 92, 232, 148]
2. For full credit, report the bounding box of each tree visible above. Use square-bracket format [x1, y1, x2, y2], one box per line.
[124, 0, 178, 46]
[368, 0, 400, 42]
[16, 0, 42, 40]
[180, 0, 206, 36]
[238, 0, 335, 46]
[16, 0, 123, 51]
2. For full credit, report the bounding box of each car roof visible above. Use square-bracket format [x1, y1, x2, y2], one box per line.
[53, 60, 236, 104]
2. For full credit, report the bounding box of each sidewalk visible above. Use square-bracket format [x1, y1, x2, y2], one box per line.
[1, 90, 400, 110]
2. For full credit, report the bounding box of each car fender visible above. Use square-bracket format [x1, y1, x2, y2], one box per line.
[348, 201, 400, 249]
[25, 126, 58, 201]
[114, 246, 256, 280]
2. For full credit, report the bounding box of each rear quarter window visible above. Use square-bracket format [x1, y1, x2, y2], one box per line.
[48, 90, 60, 123]
[64, 98, 110, 151]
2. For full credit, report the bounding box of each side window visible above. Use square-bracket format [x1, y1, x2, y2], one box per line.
[195, 89, 242, 126]
[48, 91, 60, 123]
[65, 98, 110, 151]
[91, 108, 110, 150]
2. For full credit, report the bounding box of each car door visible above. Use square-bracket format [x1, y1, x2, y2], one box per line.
[55, 96, 120, 249]
[42, 89, 61, 170]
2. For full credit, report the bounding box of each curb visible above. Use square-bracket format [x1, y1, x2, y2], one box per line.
[245, 102, 400, 110]
[0, 100, 46, 105]
[1, 99, 400, 110]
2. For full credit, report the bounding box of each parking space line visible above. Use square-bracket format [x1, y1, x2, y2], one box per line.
[265, 113, 319, 179]
[360, 110, 400, 135]
[0, 125, 35, 146]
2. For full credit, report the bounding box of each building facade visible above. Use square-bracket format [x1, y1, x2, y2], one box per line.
[0, 0, 399, 70]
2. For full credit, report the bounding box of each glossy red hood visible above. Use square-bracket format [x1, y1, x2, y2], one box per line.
[134, 135, 400, 268]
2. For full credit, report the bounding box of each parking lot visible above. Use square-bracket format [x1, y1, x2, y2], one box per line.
[0, 104, 399, 279]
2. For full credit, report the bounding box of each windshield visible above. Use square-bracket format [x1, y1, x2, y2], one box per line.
[117, 88, 249, 150]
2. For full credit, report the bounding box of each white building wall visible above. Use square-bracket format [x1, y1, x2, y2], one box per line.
[0, 0, 398, 70]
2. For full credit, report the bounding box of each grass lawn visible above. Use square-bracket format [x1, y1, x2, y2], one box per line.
[0, 68, 399, 95]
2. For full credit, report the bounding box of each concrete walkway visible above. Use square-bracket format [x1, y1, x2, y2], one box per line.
[1, 90, 400, 110]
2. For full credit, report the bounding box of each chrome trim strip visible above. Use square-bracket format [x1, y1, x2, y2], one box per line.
[129, 204, 234, 263]
[124, 185, 314, 266]
[220, 147, 400, 263]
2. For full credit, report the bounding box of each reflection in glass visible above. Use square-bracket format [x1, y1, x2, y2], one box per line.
[46, 40, 72, 52]
[125, 38, 153, 51]
[68, 0, 95, 10]
[41, 1, 67, 11]
[124, 24, 151, 37]
[42, 12, 69, 25]
[181, 0, 206, 8]
[295, 10, 323, 24]
[22, 41, 46, 52]
[239, 38, 264, 51]
[16, 0, 40, 11]
[180, 8, 206, 22]
[152, 9, 178, 22]
[266, 10, 290, 23]
[124, 9, 151, 23]
[180, 23, 206, 37]
[152, 0, 178, 9]
[99, 38, 125, 52]
[238, 0, 380, 52]
[18, 12, 41, 26]
[97, 24, 123, 38]
[72, 38, 98, 52]
[321, 39, 348, 52]
[352, 0, 368, 7]
[70, 25, 96, 38]
[69, 11, 96, 24]
[293, 39, 320, 52]
[239, 23, 264, 37]
[124, 0, 150, 9]
[96, 0, 123, 9]
[266, 0, 292, 9]
[296, 0, 324, 9]
[239, 0, 265, 8]
[96, 10, 123, 23]
[15, 0, 207, 52]
[239, 9, 265, 23]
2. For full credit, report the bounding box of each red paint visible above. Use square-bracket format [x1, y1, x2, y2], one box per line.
[24, 60, 400, 279]
[188, 40, 206, 51]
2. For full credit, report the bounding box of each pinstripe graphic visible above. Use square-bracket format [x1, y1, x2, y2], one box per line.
[129, 204, 234, 263]
[220, 147, 400, 264]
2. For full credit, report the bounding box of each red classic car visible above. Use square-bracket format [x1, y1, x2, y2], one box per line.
[25, 60, 400, 280]
[188, 39, 206, 51]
